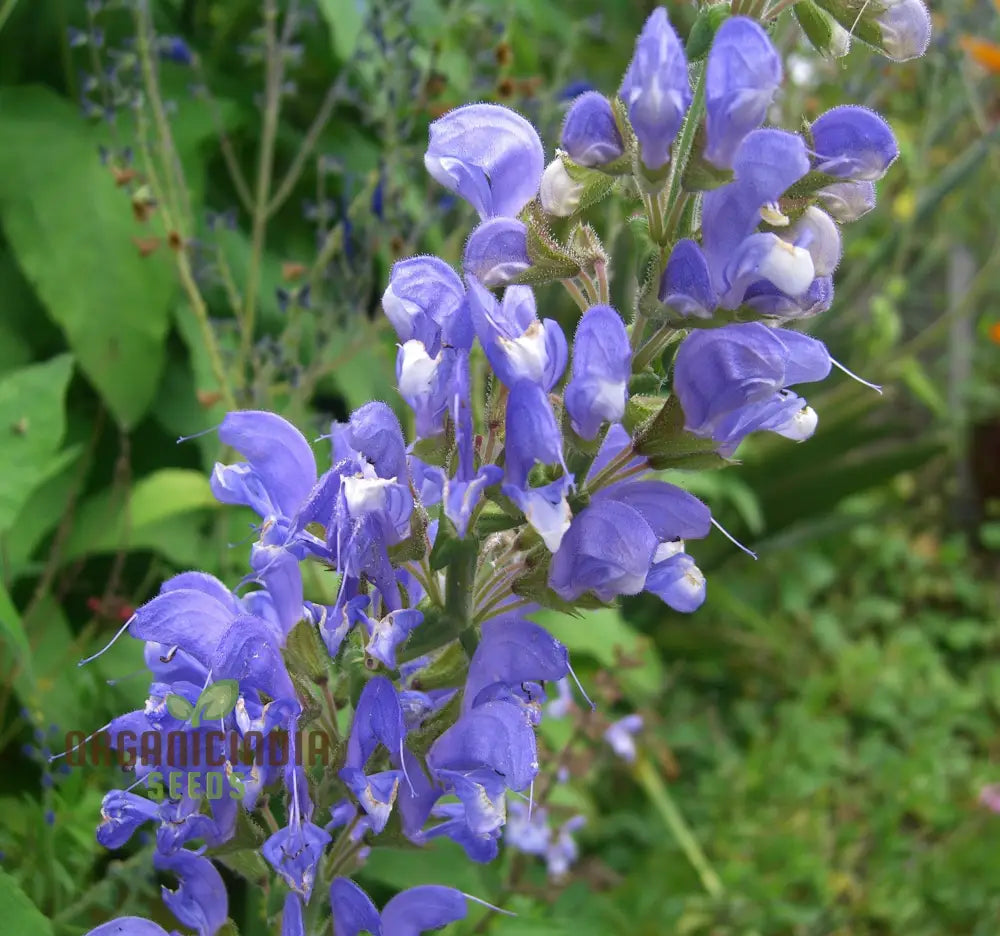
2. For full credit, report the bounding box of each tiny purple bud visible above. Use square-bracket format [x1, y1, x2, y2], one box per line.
[619, 8, 691, 171]
[816, 180, 876, 223]
[704, 18, 783, 169]
[463, 218, 531, 287]
[560, 92, 625, 167]
[877, 0, 932, 62]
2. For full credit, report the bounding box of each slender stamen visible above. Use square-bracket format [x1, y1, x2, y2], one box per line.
[78, 615, 135, 667]
[398, 740, 416, 797]
[461, 893, 517, 917]
[831, 356, 882, 394]
[711, 517, 758, 560]
[176, 425, 218, 443]
[105, 667, 150, 686]
[48, 722, 111, 762]
[567, 660, 596, 711]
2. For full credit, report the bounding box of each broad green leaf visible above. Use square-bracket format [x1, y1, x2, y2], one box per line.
[0, 86, 175, 428]
[318, 0, 368, 61]
[6, 595, 96, 729]
[0, 579, 29, 677]
[0, 354, 73, 532]
[533, 607, 666, 700]
[0, 869, 53, 936]
[61, 468, 218, 563]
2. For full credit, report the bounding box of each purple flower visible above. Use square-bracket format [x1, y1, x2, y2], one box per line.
[153, 849, 227, 936]
[659, 239, 717, 319]
[502, 380, 573, 550]
[425, 103, 544, 219]
[619, 8, 691, 170]
[396, 342, 456, 439]
[704, 18, 782, 169]
[85, 922, 172, 936]
[877, 0, 932, 61]
[701, 129, 813, 307]
[550, 443, 711, 609]
[339, 677, 407, 833]
[463, 617, 569, 713]
[604, 713, 643, 763]
[330, 879, 469, 936]
[262, 821, 332, 899]
[428, 699, 538, 838]
[468, 278, 567, 391]
[810, 105, 899, 181]
[783, 207, 841, 277]
[549, 500, 656, 602]
[817, 180, 876, 223]
[96, 791, 160, 850]
[672, 322, 831, 455]
[343, 402, 409, 482]
[211, 411, 317, 521]
[645, 542, 706, 612]
[743, 275, 834, 320]
[560, 92, 625, 167]
[357, 605, 423, 669]
[463, 218, 531, 286]
[282, 893, 305, 936]
[564, 305, 631, 440]
[382, 256, 471, 354]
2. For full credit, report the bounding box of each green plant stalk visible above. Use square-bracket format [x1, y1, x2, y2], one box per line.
[662, 63, 706, 240]
[0, 0, 19, 34]
[445, 542, 480, 656]
[633, 756, 724, 898]
[242, 0, 286, 376]
[133, 106, 237, 410]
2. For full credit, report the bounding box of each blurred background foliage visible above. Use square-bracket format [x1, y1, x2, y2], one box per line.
[0, 0, 998, 934]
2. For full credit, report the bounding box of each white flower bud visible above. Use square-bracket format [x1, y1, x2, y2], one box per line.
[539, 157, 584, 218]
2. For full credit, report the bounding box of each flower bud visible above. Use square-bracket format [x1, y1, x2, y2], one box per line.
[784, 206, 842, 277]
[810, 105, 898, 181]
[560, 92, 625, 167]
[463, 218, 531, 286]
[794, 0, 851, 58]
[619, 8, 691, 171]
[816, 180, 876, 223]
[704, 18, 782, 169]
[877, 0, 932, 62]
[539, 158, 584, 217]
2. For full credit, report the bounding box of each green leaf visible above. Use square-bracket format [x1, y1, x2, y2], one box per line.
[0, 86, 175, 428]
[0, 354, 73, 532]
[318, 0, 368, 60]
[0, 869, 53, 936]
[60, 468, 218, 563]
[0, 579, 29, 679]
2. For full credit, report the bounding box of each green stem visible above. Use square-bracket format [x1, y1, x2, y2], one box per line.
[562, 278, 589, 312]
[633, 323, 679, 372]
[0, 0, 19, 35]
[242, 0, 285, 378]
[633, 757, 724, 898]
[445, 541, 479, 655]
[643, 189, 668, 246]
[662, 63, 707, 241]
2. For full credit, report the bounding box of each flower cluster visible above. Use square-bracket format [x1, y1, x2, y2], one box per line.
[79, 4, 924, 934]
